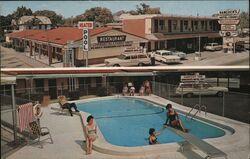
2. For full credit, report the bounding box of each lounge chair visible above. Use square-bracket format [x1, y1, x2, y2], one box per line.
[57, 96, 71, 115]
[166, 126, 227, 159]
[29, 121, 53, 148]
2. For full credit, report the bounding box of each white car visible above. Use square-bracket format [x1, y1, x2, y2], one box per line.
[175, 82, 228, 97]
[204, 43, 222, 51]
[170, 50, 187, 59]
[153, 50, 181, 64]
[104, 53, 151, 67]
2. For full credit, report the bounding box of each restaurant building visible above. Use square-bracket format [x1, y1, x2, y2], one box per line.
[7, 27, 148, 66]
[122, 14, 222, 52]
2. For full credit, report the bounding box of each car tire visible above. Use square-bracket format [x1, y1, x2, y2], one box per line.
[186, 93, 193, 98]
[138, 63, 144, 66]
[113, 64, 120, 67]
[217, 91, 223, 97]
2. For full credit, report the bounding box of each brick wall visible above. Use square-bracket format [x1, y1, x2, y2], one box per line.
[123, 19, 146, 38]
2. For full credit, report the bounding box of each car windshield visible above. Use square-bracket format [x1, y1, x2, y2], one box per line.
[203, 83, 212, 88]
[162, 52, 171, 56]
[206, 44, 212, 46]
[117, 54, 127, 59]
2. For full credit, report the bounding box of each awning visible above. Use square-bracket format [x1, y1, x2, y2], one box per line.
[1, 73, 16, 85]
[15, 72, 154, 79]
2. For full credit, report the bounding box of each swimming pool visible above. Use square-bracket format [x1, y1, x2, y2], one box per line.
[78, 98, 225, 147]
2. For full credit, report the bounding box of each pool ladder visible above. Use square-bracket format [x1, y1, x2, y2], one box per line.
[185, 104, 207, 120]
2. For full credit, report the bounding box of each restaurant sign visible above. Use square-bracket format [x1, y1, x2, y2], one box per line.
[91, 41, 133, 49]
[97, 35, 126, 43]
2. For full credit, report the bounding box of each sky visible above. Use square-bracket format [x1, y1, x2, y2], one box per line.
[0, 1, 249, 18]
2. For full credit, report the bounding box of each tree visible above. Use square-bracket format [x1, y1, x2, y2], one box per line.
[82, 7, 113, 26]
[33, 10, 64, 26]
[135, 3, 161, 15]
[239, 11, 249, 29]
[12, 6, 33, 21]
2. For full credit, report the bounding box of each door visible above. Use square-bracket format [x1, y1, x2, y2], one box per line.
[130, 55, 138, 66]
[154, 19, 159, 32]
[180, 20, 183, 32]
[168, 20, 172, 33]
[48, 79, 57, 99]
[35, 79, 44, 93]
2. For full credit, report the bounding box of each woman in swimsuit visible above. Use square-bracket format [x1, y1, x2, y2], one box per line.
[85, 115, 97, 155]
[148, 128, 162, 145]
[164, 104, 188, 132]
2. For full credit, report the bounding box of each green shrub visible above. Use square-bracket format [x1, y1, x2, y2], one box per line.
[2, 42, 12, 48]
[15, 46, 25, 52]
[21, 93, 43, 101]
[97, 87, 110, 96]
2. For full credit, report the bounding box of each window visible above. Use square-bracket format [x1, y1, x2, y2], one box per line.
[118, 54, 127, 59]
[131, 55, 137, 59]
[138, 54, 147, 58]
[173, 20, 177, 30]
[159, 20, 164, 30]
[184, 21, 188, 30]
[209, 21, 213, 29]
[201, 21, 205, 29]
[160, 41, 165, 49]
[194, 21, 198, 30]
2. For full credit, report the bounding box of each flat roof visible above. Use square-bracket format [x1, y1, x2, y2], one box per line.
[121, 14, 218, 20]
[1, 66, 248, 78]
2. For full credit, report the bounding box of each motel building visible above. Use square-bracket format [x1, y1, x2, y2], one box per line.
[5, 27, 149, 99]
[122, 14, 222, 52]
[7, 27, 148, 66]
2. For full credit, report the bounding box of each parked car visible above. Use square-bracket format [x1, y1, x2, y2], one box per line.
[104, 52, 151, 67]
[169, 50, 187, 59]
[243, 41, 249, 50]
[152, 50, 181, 64]
[235, 42, 245, 52]
[175, 82, 228, 97]
[204, 43, 222, 51]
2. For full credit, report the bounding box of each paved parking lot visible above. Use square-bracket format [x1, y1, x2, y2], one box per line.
[152, 50, 249, 66]
[1, 46, 249, 68]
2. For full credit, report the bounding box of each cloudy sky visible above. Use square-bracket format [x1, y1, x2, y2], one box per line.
[1, 1, 249, 18]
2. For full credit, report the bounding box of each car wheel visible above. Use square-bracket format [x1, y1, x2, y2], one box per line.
[113, 64, 120, 67]
[138, 63, 144, 66]
[186, 93, 193, 98]
[217, 91, 223, 97]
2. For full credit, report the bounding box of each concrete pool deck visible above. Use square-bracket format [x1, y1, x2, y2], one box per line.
[6, 95, 250, 159]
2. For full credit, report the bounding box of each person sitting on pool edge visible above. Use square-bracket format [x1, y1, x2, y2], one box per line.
[148, 128, 161, 145]
[164, 103, 188, 133]
[85, 115, 98, 155]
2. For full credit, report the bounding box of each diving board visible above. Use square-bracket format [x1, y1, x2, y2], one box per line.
[166, 126, 227, 159]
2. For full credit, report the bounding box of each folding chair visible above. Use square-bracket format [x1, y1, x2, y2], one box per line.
[29, 121, 53, 148]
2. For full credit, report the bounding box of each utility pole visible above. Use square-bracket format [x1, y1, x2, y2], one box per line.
[199, 35, 201, 57]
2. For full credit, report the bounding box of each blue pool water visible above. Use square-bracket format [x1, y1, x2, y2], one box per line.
[78, 98, 225, 147]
